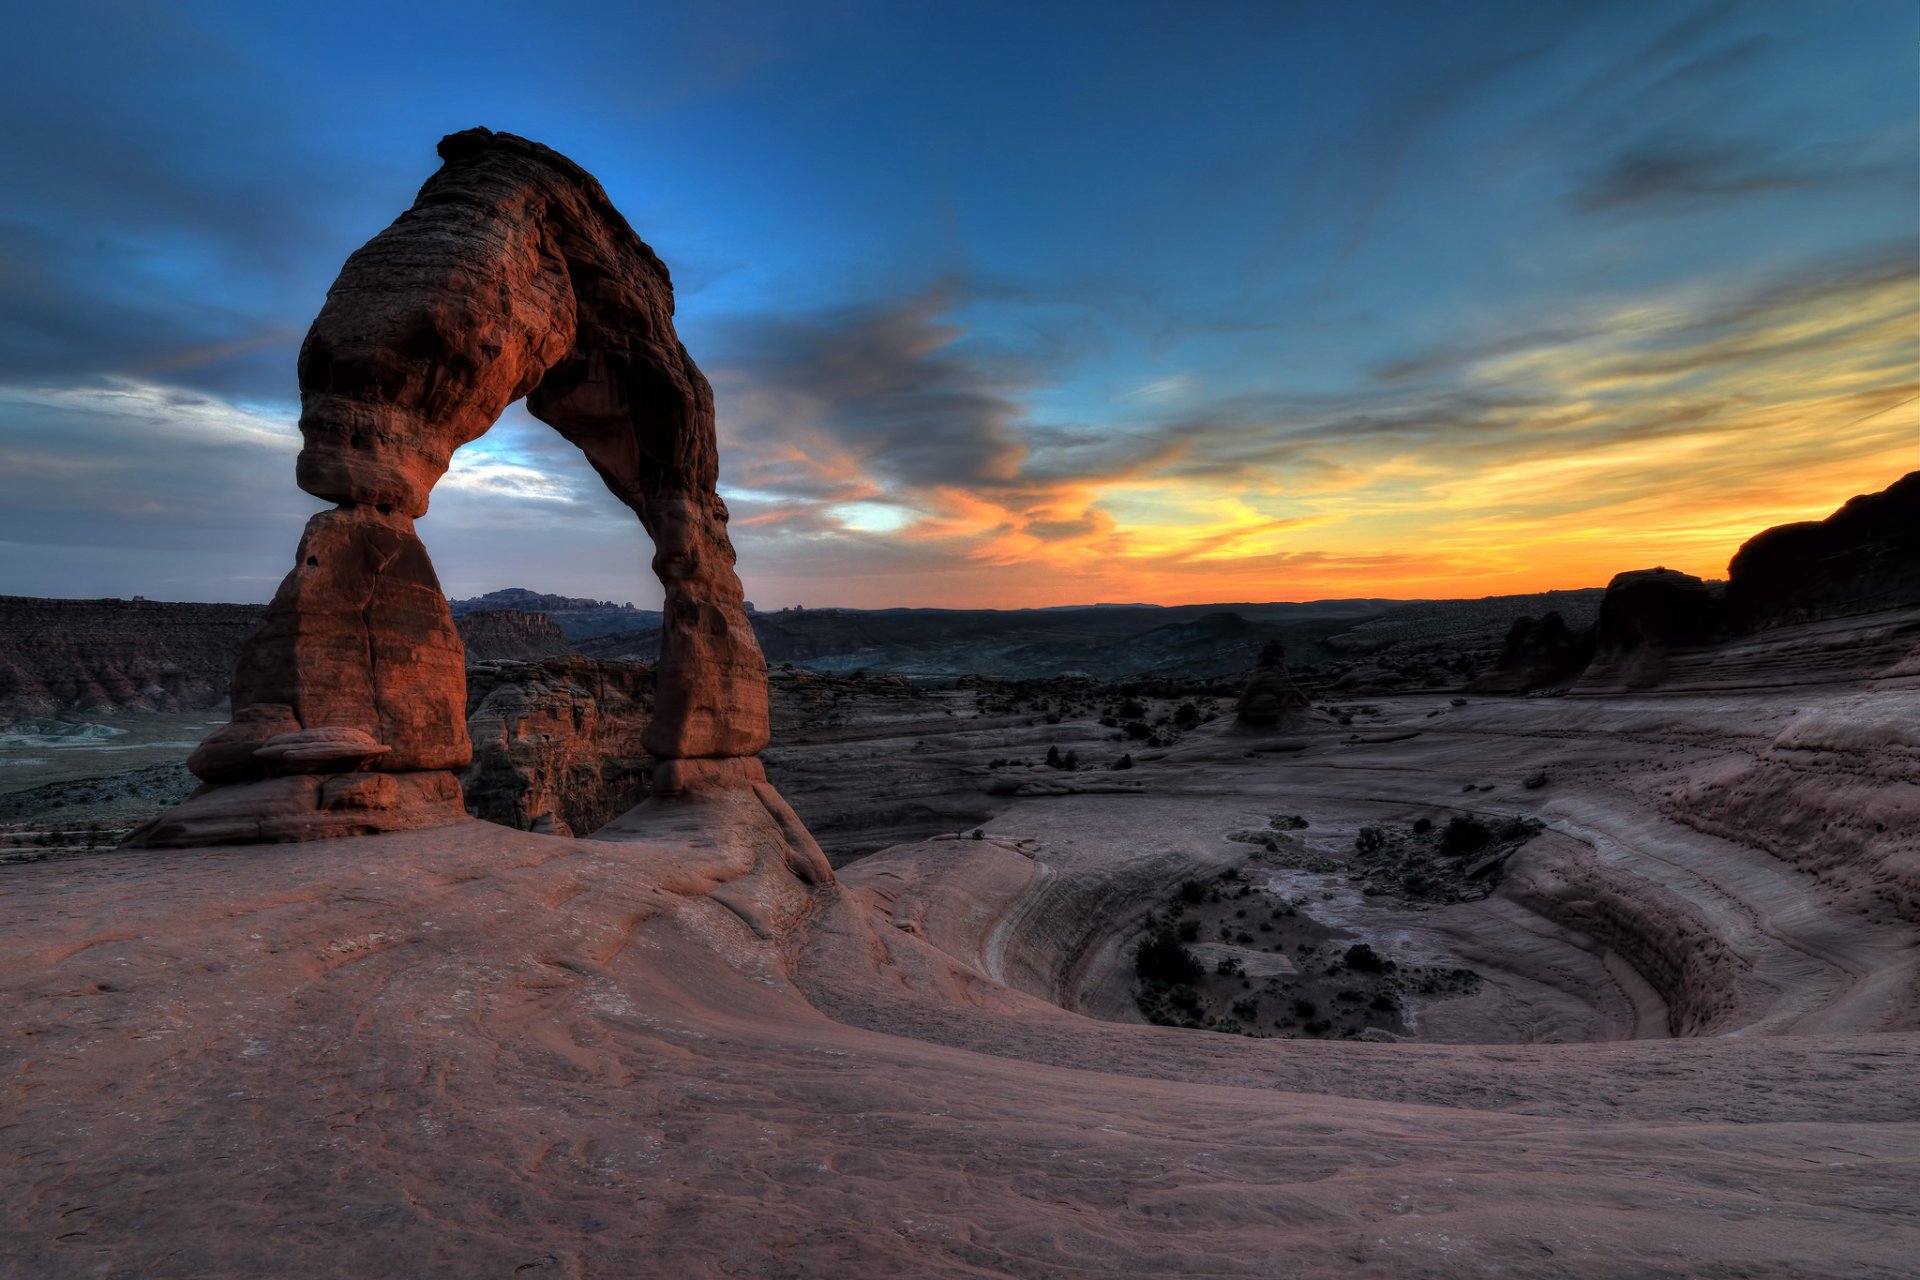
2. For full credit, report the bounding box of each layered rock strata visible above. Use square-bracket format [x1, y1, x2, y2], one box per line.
[462, 657, 654, 837]
[133, 128, 780, 850]
[0, 596, 265, 720]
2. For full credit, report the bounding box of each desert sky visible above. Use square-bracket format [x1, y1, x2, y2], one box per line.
[0, 0, 1913, 609]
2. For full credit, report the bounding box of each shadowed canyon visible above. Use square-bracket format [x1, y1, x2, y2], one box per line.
[3, 131, 1918, 1279]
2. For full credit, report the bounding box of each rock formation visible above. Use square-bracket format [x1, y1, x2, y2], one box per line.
[1723, 470, 1920, 631]
[462, 657, 654, 836]
[131, 129, 784, 849]
[1467, 611, 1595, 694]
[1571, 472, 1918, 693]
[1233, 640, 1313, 729]
[1578, 568, 1723, 691]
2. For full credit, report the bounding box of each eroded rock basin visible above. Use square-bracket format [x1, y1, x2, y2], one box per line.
[4, 682, 1918, 1276]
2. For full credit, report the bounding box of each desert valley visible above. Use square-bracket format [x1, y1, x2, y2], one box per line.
[0, 134, 1913, 1280]
[3, 7, 1918, 1275]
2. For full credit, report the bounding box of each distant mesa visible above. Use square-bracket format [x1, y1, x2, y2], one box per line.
[127, 129, 805, 862]
[453, 609, 573, 663]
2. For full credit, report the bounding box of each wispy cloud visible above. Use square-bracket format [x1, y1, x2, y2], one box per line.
[689, 233, 1916, 607]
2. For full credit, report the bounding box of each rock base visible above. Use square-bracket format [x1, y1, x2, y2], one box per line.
[125, 771, 467, 848]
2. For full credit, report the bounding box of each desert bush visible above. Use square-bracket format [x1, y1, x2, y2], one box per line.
[1440, 815, 1493, 855]
[1343, 943, 1388, 973]
[1136, 928, 1203, 986]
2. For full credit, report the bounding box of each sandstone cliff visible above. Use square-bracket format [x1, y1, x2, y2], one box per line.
[461, 656, 654, 836]
[1724, 470, 1920, 630]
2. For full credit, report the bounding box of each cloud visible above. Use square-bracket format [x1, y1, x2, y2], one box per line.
[1567, 137, 1894, 215]
[711, 281, 1033, 494]
[697, 228, 1918, 606]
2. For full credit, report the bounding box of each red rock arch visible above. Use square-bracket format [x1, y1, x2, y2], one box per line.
[135, 130, 774, 846]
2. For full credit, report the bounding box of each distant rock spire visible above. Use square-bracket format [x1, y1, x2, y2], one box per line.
[1234, 640, 1312, 729]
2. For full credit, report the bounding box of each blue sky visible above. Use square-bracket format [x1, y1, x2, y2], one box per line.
[0, 0, 1913, 608]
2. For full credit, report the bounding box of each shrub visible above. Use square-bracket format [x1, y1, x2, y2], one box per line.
[1355, 826, 1387, 854]
[1440, 815, 1494, 856]
[1178, 880, 1206, 905]
[1412, 817, 1433, 834]
[1135, 930, 1203, 986]
[1343, 943, 1387, 973]
[1111, 753, 1134, 770]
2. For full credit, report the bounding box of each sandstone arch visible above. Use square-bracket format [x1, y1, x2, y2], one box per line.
[133, 129, 786, 850]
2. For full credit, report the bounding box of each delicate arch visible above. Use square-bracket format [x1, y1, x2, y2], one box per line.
[134, 130, 779, 848]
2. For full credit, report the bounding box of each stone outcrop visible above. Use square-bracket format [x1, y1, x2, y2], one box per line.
[461, 657, 654, 836]
[1571, 472, 1918, 693]
[1724, 470, 1920, 631]
[1468, 611, 1595, 694]
[1577, 568, 1723, 692]
[1234, 640, 1313, 729]
[455, 609, 573, 662]
[133, 129, 787, 853]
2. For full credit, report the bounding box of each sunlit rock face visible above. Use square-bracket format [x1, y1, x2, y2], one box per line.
[131, 129, 771, 847]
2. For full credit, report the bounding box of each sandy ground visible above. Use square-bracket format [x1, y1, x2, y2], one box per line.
[3, 678, 1918, 1277]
